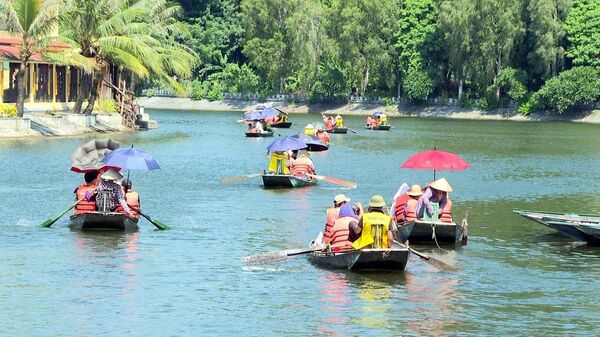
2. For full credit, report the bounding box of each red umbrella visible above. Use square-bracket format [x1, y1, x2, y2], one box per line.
[400, 149, 469, 179]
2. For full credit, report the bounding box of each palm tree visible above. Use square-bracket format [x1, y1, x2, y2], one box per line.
[60, 0, 196, 114]
[0, 0, 60, 117]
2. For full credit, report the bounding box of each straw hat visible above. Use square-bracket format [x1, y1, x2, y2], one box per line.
[407, 184, 423, 197]
[101, 168, 123, 181]
[334, 194, 350, 204]
[305, 123, 315, 129]
[430, 177, 453, 192]
[368, 195, 386, 208]
[298, 149, 310, 158]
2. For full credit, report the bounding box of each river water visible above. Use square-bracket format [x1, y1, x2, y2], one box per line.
[2, 110, 600, 336]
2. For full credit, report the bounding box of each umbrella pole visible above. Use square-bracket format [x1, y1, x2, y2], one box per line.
[433, 170, 436, 181]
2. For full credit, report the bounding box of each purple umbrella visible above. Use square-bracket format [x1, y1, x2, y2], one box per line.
[244, 110, 263, 121]
[101, 147, 160, 170]
[260, 107, 280, 119]
[266, 136, 307, 152]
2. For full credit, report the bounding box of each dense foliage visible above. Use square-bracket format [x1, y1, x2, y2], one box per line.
[175, 0, 599, 113]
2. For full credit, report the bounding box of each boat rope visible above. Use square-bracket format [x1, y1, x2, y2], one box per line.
[431, 223, 442, 249]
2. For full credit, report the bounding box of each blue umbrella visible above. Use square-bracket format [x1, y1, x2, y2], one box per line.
[101, 147, 160, 170]
[244, 110, 263, 121]
[266, 136, 308, 152]
[291, 133, 328, 152]
[372, 111, 384, 117]
[260, 107, 280, 119]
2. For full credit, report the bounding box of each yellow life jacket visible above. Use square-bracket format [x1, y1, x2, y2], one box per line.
[335, 116, 343, 127]
[268, 152, 290, 174]
[352, 212, 391, 249]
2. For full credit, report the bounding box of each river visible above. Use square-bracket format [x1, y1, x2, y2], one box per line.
[1, 110, 599, 336]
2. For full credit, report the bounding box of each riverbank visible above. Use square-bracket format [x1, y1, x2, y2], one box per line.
[136, 96, 600, 123]
[0, 112, 131, 138]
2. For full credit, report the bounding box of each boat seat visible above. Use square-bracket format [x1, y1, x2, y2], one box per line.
[422, 202, 439, 221]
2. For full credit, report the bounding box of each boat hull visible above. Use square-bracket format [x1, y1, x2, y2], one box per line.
[366, 125, 391, 131]
[271, 122, 292, 128]
[245, 131, 274, 137]
[515, 210, 600, 245]
[326, 127, 348, 134]
[261, 174, 317, 188]
[397, 220, 465, 244]
[309, 247, 409, 271]
[70, 212, 139, 232]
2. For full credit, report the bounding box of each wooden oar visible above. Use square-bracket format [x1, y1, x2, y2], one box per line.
[307, 174, 357, 189]
[220, 173, 262, 184]
[347, 128, 357, 134]
[40, 198, 84, 228]
[128, 205, 170, 230]
[243, 246, 326, 266]
[395, 240, 456, 271]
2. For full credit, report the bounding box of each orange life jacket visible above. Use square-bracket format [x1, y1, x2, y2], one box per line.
[116, 191, 140, 219]
[74, 183, 97, 214]
[290, 158, 315, 176]
[316, 131, 330, 145]
[405, 198, 419, 221]
[323, 207, 341, 243]
[325, 119, 334, 130]
[330, 216, 355, 251]
[393, 193, 410, 222]
[440, 199, 453, 223]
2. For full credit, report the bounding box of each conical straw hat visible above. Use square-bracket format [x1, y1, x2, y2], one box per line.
[430, 177, 453, 192]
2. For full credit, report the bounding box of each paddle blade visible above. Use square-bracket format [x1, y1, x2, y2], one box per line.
[138, 212, 170, 230]
[40, 198, 82, 228]
[243, 250, 294, 266]
[409, 248, 457, 271]
[317, 175, 357, 189]
[220, 173, 262, 184]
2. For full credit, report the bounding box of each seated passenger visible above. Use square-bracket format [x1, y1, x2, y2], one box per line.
[268, 151, 290, 175]
[316, 129, 330, 145]
[290, 150, 315, 177]
[335, 114, 344, 128]
[117, 179, 140, 219]
[74, 171, 98, 215]
[366, 116, 374, 128]
[329, 204, 361, 251]
[323, 194, 350, 244]
[404, 185, 422, 222]
[304, 123, 316, 136]
[417, 177, 452, 220]
[351, 195, 396, 249]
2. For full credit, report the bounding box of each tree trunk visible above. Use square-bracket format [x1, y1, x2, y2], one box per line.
[83, 71, 101, 115]
[15, 63, 27, 118]
[362, 65, 369, 96]
[72, 70, 90, 114]
[458, 77, 464, 100]
[129, 73, 136, 93]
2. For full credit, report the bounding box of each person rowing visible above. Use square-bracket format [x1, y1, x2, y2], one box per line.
[328, 203, 363, 251]
[417, 177, 453, 221]
[323, 194, 351, 244]
[85, 168, 133, 217]
[289, 149, 315, 178]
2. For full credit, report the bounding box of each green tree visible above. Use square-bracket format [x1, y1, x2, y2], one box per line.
[439, 0, 475, 99]
[1, 0, 61, 116]
[530, 66, 600, 113]
[525, 0, 571, 87]
[565, 0, 600, 68]
[470, 0, 525, 99]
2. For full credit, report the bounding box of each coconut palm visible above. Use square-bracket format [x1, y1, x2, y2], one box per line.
[60, 0, 196, 114]
[0, 0, 61, 117]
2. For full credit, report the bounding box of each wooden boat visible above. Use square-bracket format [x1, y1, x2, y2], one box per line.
[365, 125, 391, 131]
[396, 219, 467, 245]
[245, 130, 274, 137]
[70, 211, 138, 232]
[308, 243, 409, 271]
[326, 127, 348, 134]
[261, 173, 317, 188]
[270, 121, 292, 128]
[514, 209, 600, 245]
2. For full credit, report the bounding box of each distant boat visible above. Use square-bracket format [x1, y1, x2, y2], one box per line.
[245, 130, 274, 137]
[261, 173, 317, 188]
[326, 127, 348, 134]
[270, 121, 292, 128]
[515, 210, 600, 245]
[366, 124, 391, 131]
